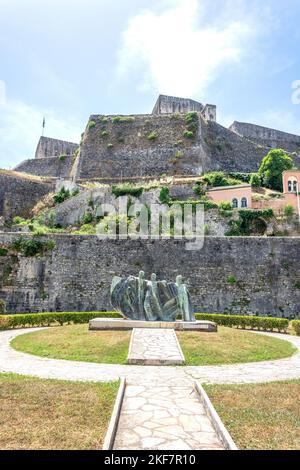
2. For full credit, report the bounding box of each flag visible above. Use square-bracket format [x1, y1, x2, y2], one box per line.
[42, 117, 45, 128]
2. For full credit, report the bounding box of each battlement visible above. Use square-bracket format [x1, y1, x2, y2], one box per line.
[152, 94, 216, 122]
[35, 136, 78, 159]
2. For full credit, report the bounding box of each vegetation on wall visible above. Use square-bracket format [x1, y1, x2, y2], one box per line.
[226, 209, 274, 236]
[202, 171, 242, 188]
[112, 183, 144, 198]
[147, 131, 158, 141]
[11, 237, 56, 257]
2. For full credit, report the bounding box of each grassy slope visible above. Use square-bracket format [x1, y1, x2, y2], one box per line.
[205, 380, 300, 450]
[0, 373, 118, 450]
[177, 327, 296, 365]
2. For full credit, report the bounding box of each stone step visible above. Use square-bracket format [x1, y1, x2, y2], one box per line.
[127, 328, 185, 366]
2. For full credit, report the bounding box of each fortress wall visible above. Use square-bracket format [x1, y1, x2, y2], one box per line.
[14, 155, 74, 178]
[76, 113, 211, 179]
[229, 121, 300, 154]
[0, 172, 54, 221]
[35, 136, 78, 159]
[0, 233, 299, 318]
[76, 114, 271, 180]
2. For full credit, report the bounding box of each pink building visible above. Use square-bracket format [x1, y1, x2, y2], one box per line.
[207, 184, 252, 209]
[252, 170, 300, 214]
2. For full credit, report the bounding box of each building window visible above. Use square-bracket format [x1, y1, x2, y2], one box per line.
[241, 197, 247, 208]
[293, 181, 297, 193]
[288, 179, 298, 193]
[232, 198, 238, 208]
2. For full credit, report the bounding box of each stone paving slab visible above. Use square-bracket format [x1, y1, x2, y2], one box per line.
[1, 329, 300, 386]
[113, 384, 224, 450]
[127, 328, 185, 365]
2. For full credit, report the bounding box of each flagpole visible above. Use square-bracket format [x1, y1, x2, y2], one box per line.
[42, 117, 45, 136]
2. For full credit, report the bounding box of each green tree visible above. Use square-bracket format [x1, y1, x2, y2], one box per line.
[250, 173, 261, 188]
[258, 149, 293, 192]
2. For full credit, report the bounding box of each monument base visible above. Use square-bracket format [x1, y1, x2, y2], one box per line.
[89, 318, 217, 332]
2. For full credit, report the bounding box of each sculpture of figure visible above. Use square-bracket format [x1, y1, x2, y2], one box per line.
[110, 272, 194, 322]
[138, 271, 146, 317]
[144, 273, 162, 321]
[176, 275, 195, 322]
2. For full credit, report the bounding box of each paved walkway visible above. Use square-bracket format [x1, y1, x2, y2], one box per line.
[127, 328, 185, 365]
[113, 384, 223, 450]
[1, 328, 300, 385]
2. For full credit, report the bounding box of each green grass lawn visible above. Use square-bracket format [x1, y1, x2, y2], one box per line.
[0, 373, 118, 450]
[11, 324, 296, 366]
[177, 327, 296, 365]
[204, 380, 300, 450]
[11, 324, 131, 364]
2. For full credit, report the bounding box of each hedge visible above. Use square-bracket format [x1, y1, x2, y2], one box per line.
[195, 313, 289, 332]
[0, 311, 291, 332]
[291, 320, 300, 336]
[0, 311, 122, 330]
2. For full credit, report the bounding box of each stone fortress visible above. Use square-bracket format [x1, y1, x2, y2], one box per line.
[1, 95, 300, 318]
[11, 94, 300, 181]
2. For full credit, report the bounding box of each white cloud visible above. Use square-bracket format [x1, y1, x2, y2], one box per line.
[0, 99, 82, 169]
[117, 0, 263, 98]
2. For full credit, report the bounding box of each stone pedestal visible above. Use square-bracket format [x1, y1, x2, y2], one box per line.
[89, 318, 217, 332]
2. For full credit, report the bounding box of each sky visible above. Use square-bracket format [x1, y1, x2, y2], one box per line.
[0, 0, 300, 169]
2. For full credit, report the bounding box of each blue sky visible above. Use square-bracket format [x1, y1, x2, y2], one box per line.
[0, 0, 300, 169]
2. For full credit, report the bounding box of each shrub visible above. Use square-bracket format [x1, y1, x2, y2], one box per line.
[88, 120, 96, 129]
[159, 187, 170, 204]
[82, 212, 94, 225]
[112, 116, 135, 123]
[203, 171, 241, 187]
[228, 172, 252, 183]
[13, 216, 26, 225]
[112, 183, 144, 198]
[219, 201, 232, 211]
[0, 311, 123, 330]
[193, 181, 205, 197]
[174, 140, 183, 147]
[250, 173, 261, 187]
[0, 247, 8, 256]
[258, 149, 294, 192]
[284, 204, 295, 217]
[11, 237, 56, 257]
[0, 300, 6, 314]
[175, 150, 184, 158]
[227, 275, 237, 285]
[101, 130, 109, 137]
[147, 131, 158, 141]
[107, 143, 114, 149]
[54, 187, 71, 205]
[195, 313, 289, 332]
[183, 130, 194, 139]
[291, 320, 300, 336]
[73, 224, 96, 235]
[185, 112, 198, 131]
[59, 154, 67, 161]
